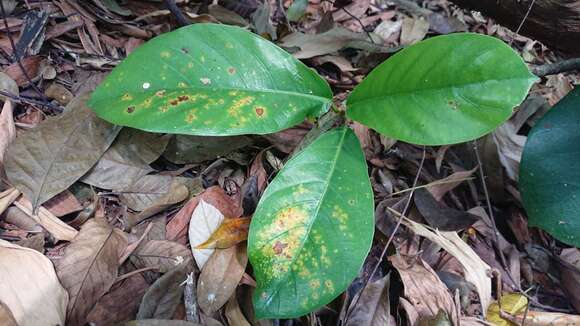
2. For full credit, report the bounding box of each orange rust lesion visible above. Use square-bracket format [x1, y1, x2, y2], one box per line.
[155, 90, 166, 97]
[169, 99, 179, 106]
[126, 106, 135, 113]
[185, 110, 198, 123]
[227, 67, 236, 75]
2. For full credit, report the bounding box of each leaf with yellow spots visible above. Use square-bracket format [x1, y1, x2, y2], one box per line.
[88, 23, 332, 136]
[247, 127, 374, 318]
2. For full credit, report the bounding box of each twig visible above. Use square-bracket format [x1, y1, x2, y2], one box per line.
[532, 58, 580, 77]
[343, 146, 426, 324]
[0, 89, 63, 113]
[183, 272, 200, 323]
[164, 0, 190, 27]
[514, 0, 536, 36]
[473, 141, 518, 288]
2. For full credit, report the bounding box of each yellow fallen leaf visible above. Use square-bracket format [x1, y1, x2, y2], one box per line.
[486, 293, 528, 326]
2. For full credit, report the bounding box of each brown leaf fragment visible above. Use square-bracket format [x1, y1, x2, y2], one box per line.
[196, 217, 250, 249]
[0, 188, 19, 216]
[44, 189, 83, 217]
[0, 300, 18, 326]
[414, 189, 479, 231]
[3, 56, 42, 86]
[0, 99, 15, 165]
[0, 240, 68, 326]
[131, 240, 194, 273]
[5, 94, 121, 210]
[390, 255, 458, 324]
[345, 274, 391, 326]
[137, 265, 188, 320]
[87, 274, 149, 326]
[56, 218, 128, 326]
[197, 245, 248, 314]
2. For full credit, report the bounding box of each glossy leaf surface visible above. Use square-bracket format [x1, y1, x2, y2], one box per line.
[248, 127, 374, 318]
[89, 23, 332, 136]
[346, 33, 537, 145]
[520, 87, 580, 246]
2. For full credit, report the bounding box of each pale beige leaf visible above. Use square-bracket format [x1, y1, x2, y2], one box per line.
[198, 245, 248, 314]
[400, 17, 430, 45]
[389, 256, 457, 324]
[56, 218, 128, 326]
[0, 240, 68, 326]
[402, 218, 492, 315]
[0, 100, 15, 164]
[189, 199, 225, 269]
[14, 196, 78, 241]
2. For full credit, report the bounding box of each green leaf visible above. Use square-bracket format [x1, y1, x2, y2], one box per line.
[88, 23, 331, 136]
[5, 94, 121, 210]
[346, 33, 537, 145]
[519, 87, 580, 247]
[247, 127, 374, 318]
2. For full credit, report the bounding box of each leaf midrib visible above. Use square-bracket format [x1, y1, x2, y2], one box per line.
[91, 86, 332, 106]
[347, 76, 535, 106]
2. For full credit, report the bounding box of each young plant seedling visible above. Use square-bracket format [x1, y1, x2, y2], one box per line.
[88, 23, 537, 318]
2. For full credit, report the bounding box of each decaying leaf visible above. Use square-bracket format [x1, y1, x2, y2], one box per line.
[82, 128, 170, 189]
[0, 240, 68, 326]
[390, 255, 458, 324]
[43, 189, 83, 217]
[56, 218, 128, 326]
[198, 245, 248, 314]
[414, 189, 479, 231]
[196, 217, 250, 249]
[486, 293, 527, 326]
[117, 175, 201, 211]
[137, 265, 187, 320]
[345, 274, 391, 326]
[0, 300, 18, 326]
[189, 199, 225, 269]
[426, 167, 477, 201]
[0, 188, 20, 216]
[164, 135, 252, 164]
[402, 217, 492, 315]
[128, 183, 190, 228]
[225, 294, 252, 326]
[87, 274, 149, 326]
[131, 240, 193, 273]
[5, 94, 121, 210]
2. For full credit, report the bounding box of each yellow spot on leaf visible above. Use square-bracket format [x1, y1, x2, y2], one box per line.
[178, 82, 187, 88]
[121, 93, 133, 101]
[228, 96, 254, 117]
[324, 280, 335, 293]
[160, 51, 171, 58]
[185, 110, 198, 123]
[228, 67, 236, 75]
[309, 279, 321, 290]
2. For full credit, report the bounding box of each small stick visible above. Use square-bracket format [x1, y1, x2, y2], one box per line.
[164, 0, 190, 27]
[183, 272, 200, 323]
[532, 58, 580, 77]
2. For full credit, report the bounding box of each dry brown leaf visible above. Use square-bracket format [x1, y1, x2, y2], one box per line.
[345, 274, 391, 326]
[390, 255, 458, 324]
[131, 239, 193, 273]
[559, 248, 580, 312]
[86, 274, 149, 326]
[0, 239, 68, 326]
[491, 122, 526, 181]
[3, 56, 42, 86]
[426, 167, 477, 201]
[198, 245, 248, 314]
[57, 218, 128, 326]
[189, 199, 225, 269]
[225, 294, 252, 326]
[196, 217, 250, 249]
[137, 264, 187, 320]
[129, 183, 189, 228]
[167, 185, 242, 244]
[14, 196, 78, 241]
[401, 217, 492, 315]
